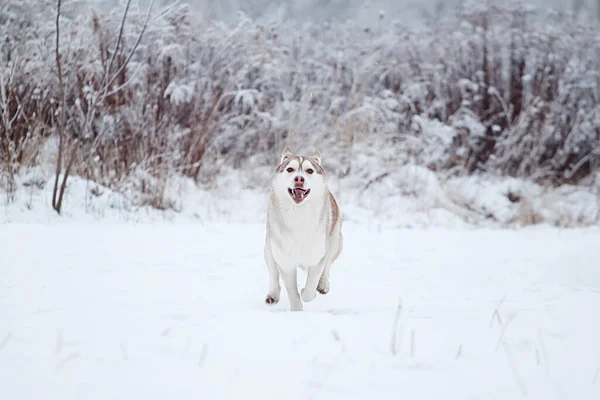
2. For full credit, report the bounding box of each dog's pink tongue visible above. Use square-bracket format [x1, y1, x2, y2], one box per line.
[293, 189, 305, 198]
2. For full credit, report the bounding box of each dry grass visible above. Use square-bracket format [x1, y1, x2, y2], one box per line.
[390, 298, 403, 355]
[1, 2, 599, 210]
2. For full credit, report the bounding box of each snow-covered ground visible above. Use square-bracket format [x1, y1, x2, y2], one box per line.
[1, 222, 599, 399]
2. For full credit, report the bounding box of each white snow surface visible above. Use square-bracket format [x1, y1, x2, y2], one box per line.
[1, 222, 600, 400]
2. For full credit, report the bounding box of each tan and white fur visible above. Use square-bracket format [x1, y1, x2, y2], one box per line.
[264, 146, 343, 311]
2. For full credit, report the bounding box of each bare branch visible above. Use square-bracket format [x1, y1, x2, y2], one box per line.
[55, 140, 79, 213]
[52, 0, 67, 213]
[103, 0, 155, 97]
[104, 0, 132, 88]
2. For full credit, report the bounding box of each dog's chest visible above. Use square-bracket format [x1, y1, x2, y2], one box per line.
[271, 210, 328, 268]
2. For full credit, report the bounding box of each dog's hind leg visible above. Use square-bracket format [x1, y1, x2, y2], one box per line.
[280, 267, 303, 311]
[264, 241, 281, 305]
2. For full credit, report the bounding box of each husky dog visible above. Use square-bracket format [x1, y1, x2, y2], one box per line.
[263, 146, 343, 311]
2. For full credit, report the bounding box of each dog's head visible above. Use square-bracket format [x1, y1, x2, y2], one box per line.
[272, 146, 326, 205]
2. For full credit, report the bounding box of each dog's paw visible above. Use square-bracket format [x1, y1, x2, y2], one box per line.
[301, 288, 317, 303]
[317, 278, 330, 295]
[265, 293, 279, 305]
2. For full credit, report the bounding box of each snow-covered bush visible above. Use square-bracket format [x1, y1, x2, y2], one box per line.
[0, 0, 599, 217]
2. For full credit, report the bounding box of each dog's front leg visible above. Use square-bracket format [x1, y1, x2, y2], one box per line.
[264, 241, 281, 305]
[317, 265, 331, 295]
[280, 267, 303, 311]
[318, 233, 342, 295]
[301, 262, 325, 303]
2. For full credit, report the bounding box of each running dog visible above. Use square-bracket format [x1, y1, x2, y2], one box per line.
[263, 146, 343, 311]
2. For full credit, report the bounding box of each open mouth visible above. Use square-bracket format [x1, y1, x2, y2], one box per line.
[288, 188, 310, 203]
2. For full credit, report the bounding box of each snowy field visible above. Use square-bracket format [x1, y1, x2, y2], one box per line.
[3, 0, 600, 396]
[1, 222, 600, 399]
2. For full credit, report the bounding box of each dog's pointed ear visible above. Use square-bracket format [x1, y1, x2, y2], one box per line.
[281, 146, 293, 162]
[311, 149, 322, 164]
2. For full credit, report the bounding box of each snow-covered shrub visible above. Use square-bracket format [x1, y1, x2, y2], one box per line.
[0, 0, 599, 216]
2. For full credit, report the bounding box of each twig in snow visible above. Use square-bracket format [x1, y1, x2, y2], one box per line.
[0, 331, 12, 352]
[591, 361, 600, 387]
[55, 351, 80, 370]
[489, 294, 507, 328]
[332, 330, 341, 342]
[198, 343, 208, 366]
[490, 310, 503, 328]
[332, 330, 346, 353]
[184, 337, 193, 356]
[120, 342, 128, 361]
[390, 298, 403, 355]
[495, 313, 517, 351]
[55, 329, 64, 355]
[538, 328, 550, 377]
[502, 341, 528, 396]
[455, 344, 463, 360]
[537, 330, 569, 399]
[410, 329, 415, 358]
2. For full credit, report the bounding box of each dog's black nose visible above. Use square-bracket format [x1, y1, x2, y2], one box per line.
[294, 175, 304, 187]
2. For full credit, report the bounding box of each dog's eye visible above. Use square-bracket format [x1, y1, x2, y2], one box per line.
[306, 168, 314, 175]
[286, 167, 294, 173]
